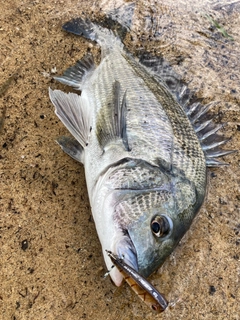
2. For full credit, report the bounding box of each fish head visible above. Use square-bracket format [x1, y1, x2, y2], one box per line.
[107, 161, 204, 283]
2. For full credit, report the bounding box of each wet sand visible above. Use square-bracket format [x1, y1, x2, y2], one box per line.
[0, 1, 239, 319]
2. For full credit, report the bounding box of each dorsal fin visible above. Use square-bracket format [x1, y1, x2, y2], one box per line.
[54, 53, 95, 90]
[139, 52, 193, 107]
[186, 102, 237, 166]
[139, 52, 237, 167]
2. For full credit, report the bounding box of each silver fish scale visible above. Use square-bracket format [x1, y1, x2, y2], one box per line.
[107, 162, 166, 190]
[85, 47, 206, 203]
[114, 191, 171, 229]
[83, 47, 206, 232]
[113, 179, 196, 229]
[88, 48, 174, 166]
[50, 16, 235, 291]
[123, 53, 207, 194]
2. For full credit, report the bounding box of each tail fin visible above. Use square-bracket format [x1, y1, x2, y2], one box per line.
[63, 18, 96, 41]
[62, 17, 123, 55]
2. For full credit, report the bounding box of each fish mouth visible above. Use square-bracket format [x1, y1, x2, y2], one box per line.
[106, 230, 168, 312]
[106, 230, 139, 286]
[114, 231, 139, 272]
[106, 250, 168, 313]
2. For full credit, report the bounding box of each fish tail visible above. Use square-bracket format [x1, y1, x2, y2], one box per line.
[62, 18, 96, 41]
[62, 18, 123, 52]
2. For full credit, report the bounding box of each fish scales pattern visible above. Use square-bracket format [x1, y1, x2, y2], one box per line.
[91, 49, 174, 165]
[124, 53, 207, 194]
[48, 15, 235, 311]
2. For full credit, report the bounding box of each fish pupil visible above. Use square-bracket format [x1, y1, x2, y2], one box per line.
[151, 215, 172, 237]
[151, 222, 160, 234]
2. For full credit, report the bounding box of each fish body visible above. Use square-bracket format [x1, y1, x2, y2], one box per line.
[49, 18, 232, 288]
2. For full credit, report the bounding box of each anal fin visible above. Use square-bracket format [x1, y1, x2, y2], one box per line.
[97, 80, 130, 151]
[49, 88, 92, 150]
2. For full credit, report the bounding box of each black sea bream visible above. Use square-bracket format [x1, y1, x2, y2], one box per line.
[49, 17, 234, 311]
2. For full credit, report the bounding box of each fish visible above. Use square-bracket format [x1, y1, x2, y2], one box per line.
[49, 17, 234, 312]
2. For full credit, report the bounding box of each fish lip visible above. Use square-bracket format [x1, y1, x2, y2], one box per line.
[114, 230, 139, 272]
[105, 230, 139, 286]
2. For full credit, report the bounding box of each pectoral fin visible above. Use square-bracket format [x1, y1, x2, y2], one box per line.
[96, 80, 130, 151]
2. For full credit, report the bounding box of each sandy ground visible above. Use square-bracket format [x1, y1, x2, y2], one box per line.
[0, 1, 239, 319]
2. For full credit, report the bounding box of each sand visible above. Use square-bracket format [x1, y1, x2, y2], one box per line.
[0, 1, 239, 319]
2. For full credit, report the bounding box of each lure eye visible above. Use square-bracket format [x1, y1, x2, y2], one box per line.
[151, 215, 171, 238]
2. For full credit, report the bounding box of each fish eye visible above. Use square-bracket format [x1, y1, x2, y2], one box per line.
[151, 215, 171, 238]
